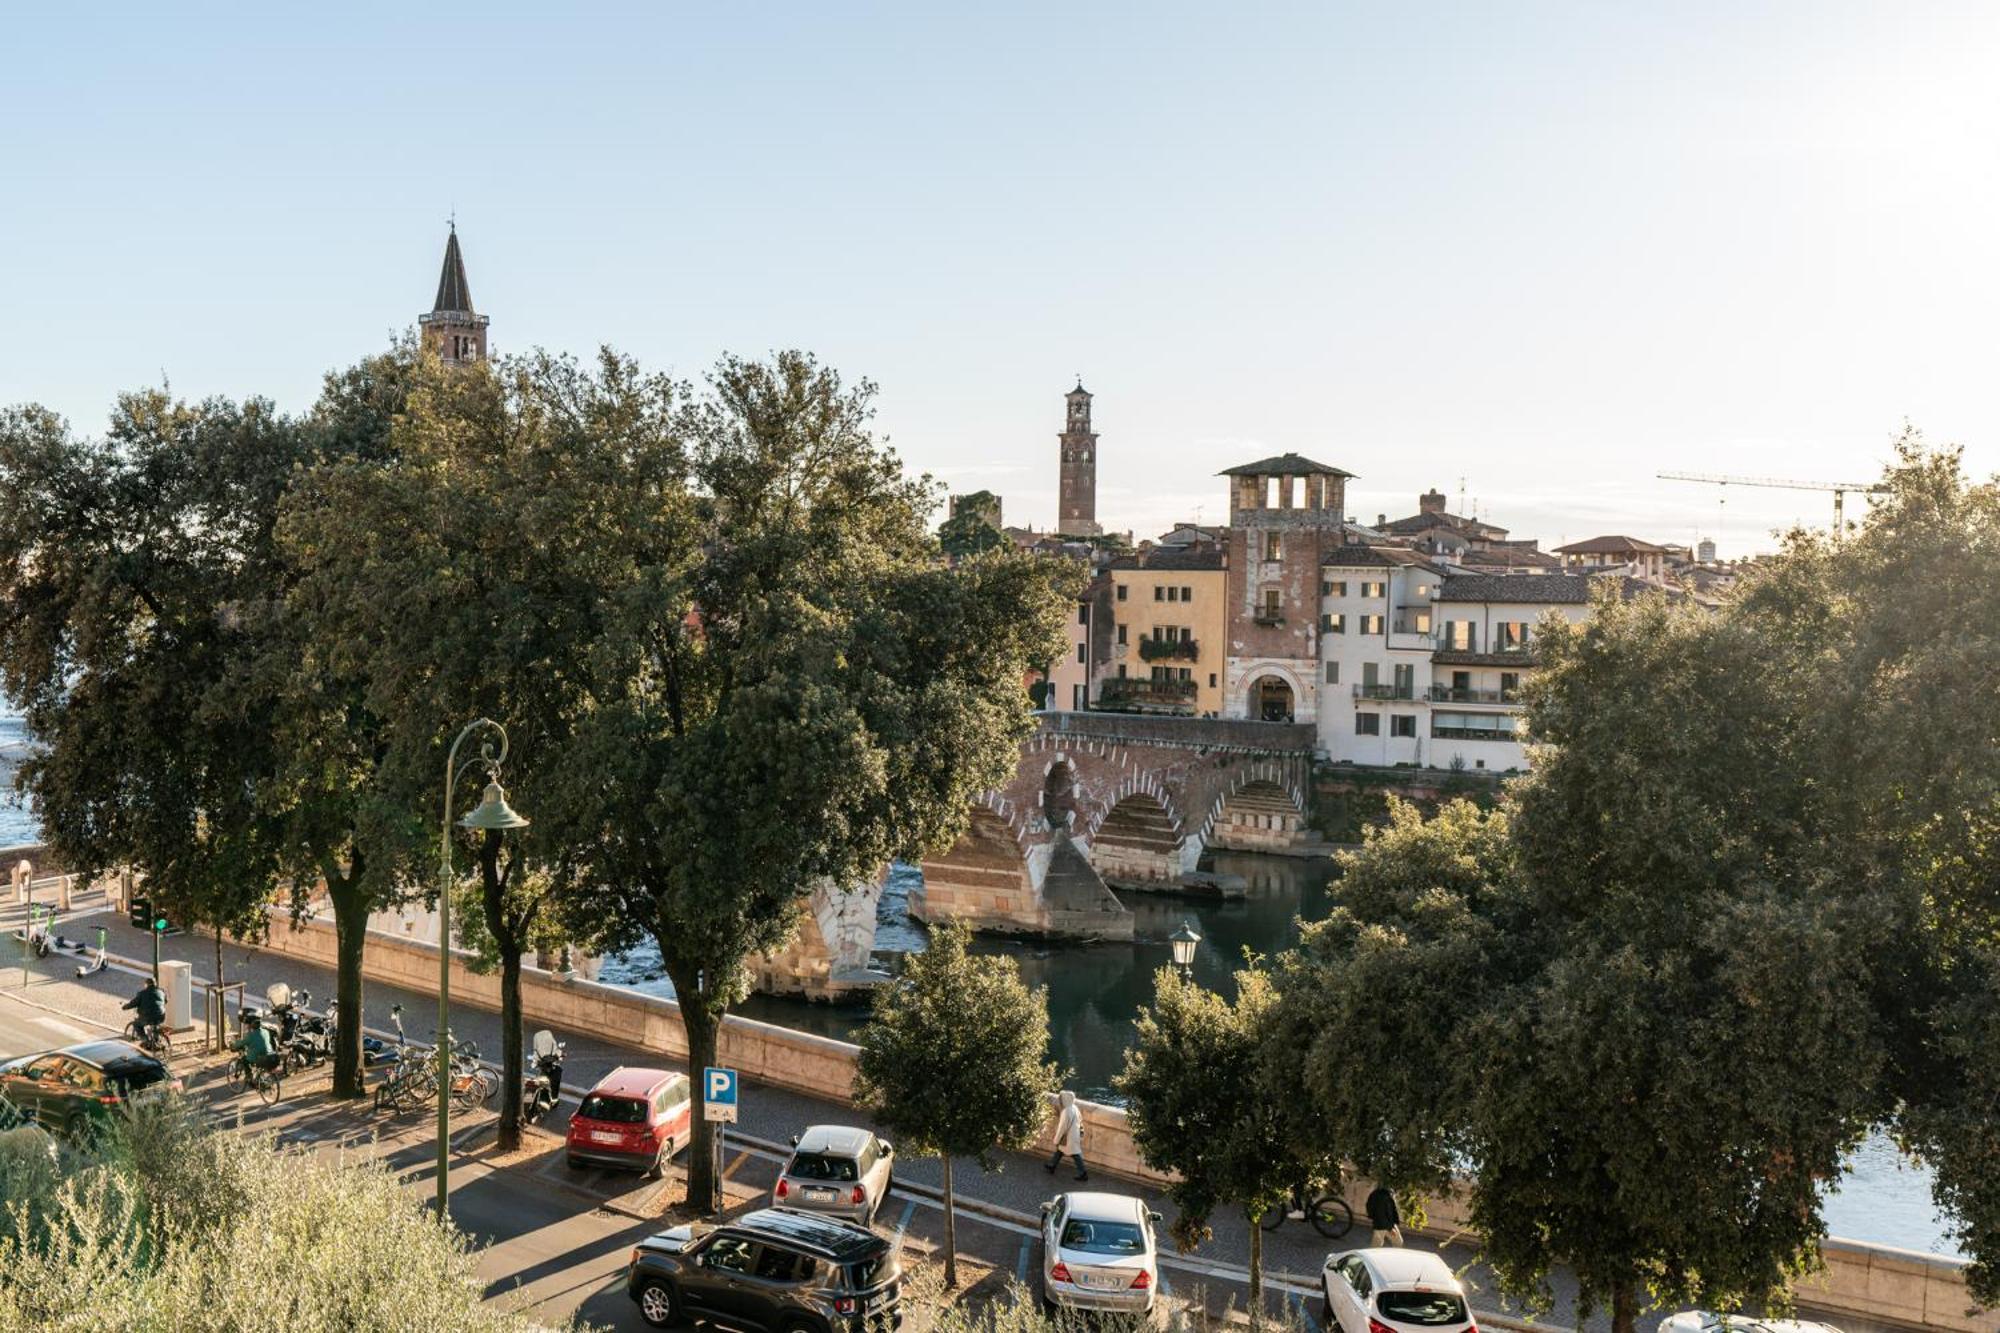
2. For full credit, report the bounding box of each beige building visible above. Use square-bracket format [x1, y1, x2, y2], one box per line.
[1100, 548, 1227, 716]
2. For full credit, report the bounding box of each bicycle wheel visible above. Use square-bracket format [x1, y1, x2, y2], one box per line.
[155, 1027, 174, 1058]
[1248, 1204, 1285, 1233]
[257, 1069, 281, 1107]
[1309, 1195, 1355, 1240]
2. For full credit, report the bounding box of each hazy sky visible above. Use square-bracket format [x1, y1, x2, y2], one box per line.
[5, 2, 1997, 556]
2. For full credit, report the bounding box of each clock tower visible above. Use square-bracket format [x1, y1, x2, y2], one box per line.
[1057, 381, 1102, 537]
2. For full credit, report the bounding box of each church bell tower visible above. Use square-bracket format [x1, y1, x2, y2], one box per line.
[1057, 381, 1102, 537]
[418, 224, 489, 364]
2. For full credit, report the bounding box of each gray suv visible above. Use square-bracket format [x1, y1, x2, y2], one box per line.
[773, 1124, 896, 1225]
[628, 1207, 902, 1332]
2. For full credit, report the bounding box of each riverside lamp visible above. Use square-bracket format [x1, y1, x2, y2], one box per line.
[437, 719, 529, 1224]
[1169, 920, 1201, 976]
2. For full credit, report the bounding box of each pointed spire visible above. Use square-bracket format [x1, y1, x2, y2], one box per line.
[432, 226, 475, 315]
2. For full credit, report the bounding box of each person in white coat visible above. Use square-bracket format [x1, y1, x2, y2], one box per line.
[1042, 1089, 1088, 1181]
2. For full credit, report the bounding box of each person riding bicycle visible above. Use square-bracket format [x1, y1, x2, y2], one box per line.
[230, 1011, 282, 1079]
[122, 979, 167, 1043]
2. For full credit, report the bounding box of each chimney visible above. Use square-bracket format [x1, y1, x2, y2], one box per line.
[1376, 513, 1386, 528]
[1419, 489, 1447, 515]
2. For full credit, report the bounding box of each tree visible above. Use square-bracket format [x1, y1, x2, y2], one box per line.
[938, 490, 1005, 560]
[854, 922, 1060, 1288]
[1117, 964, 1307, 1325]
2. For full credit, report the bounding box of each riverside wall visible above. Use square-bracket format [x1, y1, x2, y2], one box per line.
[247, 908, 1993, 1332]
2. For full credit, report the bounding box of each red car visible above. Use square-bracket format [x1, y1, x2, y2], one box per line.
[565, 1066, 692, 1178]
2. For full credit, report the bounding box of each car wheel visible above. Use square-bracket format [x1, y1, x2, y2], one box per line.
[645, 1144, 665, 1180]
[633, 1277, 677, 1328]
[564, 1153, 581, 1171]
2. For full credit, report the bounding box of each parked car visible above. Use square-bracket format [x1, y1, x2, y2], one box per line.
[564, 1066, 691, 1178]
[773, 1124, 896, 1225]
[1322, 1248, 1475, 1333]
[1661, 1315, 1845, 1333]
[0, 1040, 179, 1139]
[1039, 1190, 1161, 1316]
[627, 1205, 903, 1332]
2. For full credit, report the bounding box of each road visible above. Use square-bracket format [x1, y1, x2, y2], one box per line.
[1, 909, 1907, 1333]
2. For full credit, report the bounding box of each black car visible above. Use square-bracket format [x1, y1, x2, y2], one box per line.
[0, 1040, 178, 1136]
[628, 1206, 902, 1333]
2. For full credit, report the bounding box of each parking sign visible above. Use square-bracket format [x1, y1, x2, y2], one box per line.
[703, 1066, 738, 1123]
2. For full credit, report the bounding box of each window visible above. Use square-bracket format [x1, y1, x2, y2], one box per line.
[787, 1152, 860, 1182]
[1059, 1219, 1148, 1255]
[1324, 662, 1340, 684]
[1177, 667, 1192, 682]
[1362, 662, 1379, 687]
[1355, 712, 1381, 736]
[1359, 614, 1384, 635]
[1393, 664, 1414, 694]
[1260, 589, 1282, 619]
[702, 1236, 759, 1275]
[1414, 583, 1432, 598]
[1077, 604, 1089, 624]
[1072, 683, 1084, 709]
[756, 1248, 817, 1284]
[1116, 584, 1128, 602]
[1322, 613, 1345, 633]
[1441, 621, 1478, 651]
[1495, 621, 1532, 650]
[1500, 671, 1520, 696]
[1117, 664, 1127, 678]
[1391, 714, 1417, 738]
[1181, 585, 1192, 600]
[1075, 643, 1085, 664]
[1117, 624, 1127, 645]
[1155, 585, 1165, 601]
[578, 1094, 648, 1123]
[1208, 673, 1217, 687]
[1376, 1291, 1468, 1327]
[1323, 580, 1347, 597]
[1360, 580, 1386, 597]
[1264, 532, 1284, 562]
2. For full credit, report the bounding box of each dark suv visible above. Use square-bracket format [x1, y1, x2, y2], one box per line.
[628, 1206, 902, 1333]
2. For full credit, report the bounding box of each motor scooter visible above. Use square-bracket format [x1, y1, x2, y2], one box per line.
[524, 1029, 565, 1119]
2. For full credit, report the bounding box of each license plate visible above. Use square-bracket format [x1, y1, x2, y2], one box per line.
[1078, 1273, 1123, 1290]
[805, 1186, 837, 1201]
[590, 1131, 622, 1145]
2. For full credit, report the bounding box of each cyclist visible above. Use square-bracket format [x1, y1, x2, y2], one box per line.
[121, 978, 168, 1046]
[230, 1010, 282, 1081]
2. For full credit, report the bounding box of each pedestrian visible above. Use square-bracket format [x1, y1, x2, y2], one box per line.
[1366, 1182, 1403, 1247]
[1042, 1089, 1088, 1182]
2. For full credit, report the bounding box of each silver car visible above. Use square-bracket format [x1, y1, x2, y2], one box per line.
[772, 1124, 896, 1226]
[1661, 1315, 1845, 1333]
[1040, 1191, 1161, 1316]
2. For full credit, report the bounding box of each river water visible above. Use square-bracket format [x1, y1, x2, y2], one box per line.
[0, 706, 1961, 1257]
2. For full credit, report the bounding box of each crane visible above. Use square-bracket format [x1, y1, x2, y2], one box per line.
[1657, 471, 1888, 535]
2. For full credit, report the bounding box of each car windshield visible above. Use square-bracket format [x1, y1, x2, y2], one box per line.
[1059, 1219, 1146, 1255]
[577, 1094, 647, 1124]
[107, 1065, 165, 1095]
[788, 1152, 859, 1182]
[844, 1252, 893, 1290]
[1376, 1291, 1468, 1326]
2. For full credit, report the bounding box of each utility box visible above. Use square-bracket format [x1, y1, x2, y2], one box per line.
[159, 959, 193, 1031]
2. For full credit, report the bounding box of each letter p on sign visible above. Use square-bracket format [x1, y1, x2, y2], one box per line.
[703, 1066, 738, 1123]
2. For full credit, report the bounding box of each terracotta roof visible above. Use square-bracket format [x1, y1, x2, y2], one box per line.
[1320, 544, 1445, 572]
[1381, 510, 1509, 539]
[1109, 548, 1225, 571]
[1435, 574, 1591, 604]
[1554, 534, 1665, 555]
[1218, 453, 1354, 478]
[433, 228, 475, 315]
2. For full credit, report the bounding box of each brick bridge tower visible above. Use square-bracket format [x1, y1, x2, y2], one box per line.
[419, 224, 489, 365]
[1057, 381, 1102, 537]
[1221, 453, 1354, 725]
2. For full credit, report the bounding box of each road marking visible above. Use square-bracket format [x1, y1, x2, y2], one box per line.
[723, 1149, 752, 1179]
[891, 1199, 917, 1249]
[35, 1016, 91, 1042]
[1291, 1290, 1321, 1333]
[1016, 1239, 1031, 1283]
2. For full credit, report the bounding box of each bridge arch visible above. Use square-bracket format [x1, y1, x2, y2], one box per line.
[1086, 779, 1194, 888]
[1202, 766, 1311, 855]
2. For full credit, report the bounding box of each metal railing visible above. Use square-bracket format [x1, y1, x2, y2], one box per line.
[1097, 678, 1198, 711]
[1138, 637, 1200, 662]
[1352, 684, 1416, 700]
[1428, 686, 1519, 704]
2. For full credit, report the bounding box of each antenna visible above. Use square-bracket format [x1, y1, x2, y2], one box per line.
[1457, 476, 1466, 515]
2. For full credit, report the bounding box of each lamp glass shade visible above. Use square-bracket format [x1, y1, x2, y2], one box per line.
[460, 779, 530, 831]
[1168, 921, 1201, 969]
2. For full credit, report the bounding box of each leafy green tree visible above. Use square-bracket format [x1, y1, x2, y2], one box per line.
[1117, 964, 1306, 1325]
[855, 922, 1060, 1288]
[938, 490, 1005, 560]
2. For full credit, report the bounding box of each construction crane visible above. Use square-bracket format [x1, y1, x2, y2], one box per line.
[1657, 471, 1888, 535]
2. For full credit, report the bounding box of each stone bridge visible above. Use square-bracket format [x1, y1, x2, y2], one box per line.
[913, 713, 1318, 940]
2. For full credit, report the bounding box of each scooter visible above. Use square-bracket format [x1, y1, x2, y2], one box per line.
[524, 1029, 565, 1119]
[267, 984, 333, 1069]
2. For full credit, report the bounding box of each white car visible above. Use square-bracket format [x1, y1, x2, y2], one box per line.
[1661, 1314, 1845, 1333]
[1323, 1248, 1475, 1333]
[1040, 1191, 1162, 1315]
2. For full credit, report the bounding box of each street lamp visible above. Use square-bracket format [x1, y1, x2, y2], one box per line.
[1169, 920, 1202, 976]
[437, 719, 529, 1224]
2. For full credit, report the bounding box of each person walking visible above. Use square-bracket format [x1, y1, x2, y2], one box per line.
[1043, 1089, 1088, 1181]
[1366, 1183, 1403, 1246]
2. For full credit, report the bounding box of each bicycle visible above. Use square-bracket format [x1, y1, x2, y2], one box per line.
[447, 1040, 496, 1111]
[1251, 1184, 1355, 1239]
[123, 1017, 174, 1058]
[225, 1054, 284, 1107]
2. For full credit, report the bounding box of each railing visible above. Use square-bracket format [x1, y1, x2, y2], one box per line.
[1252, 613, 1285, 626]
[1434, 636, 1535, 657]
[1352, 684, 1416, 701]
[1428, 686, 1519, 704]
[1138, 637, 1200, 662]
[1431, 724, 1519, 742]
[1096, 678, 1198, 712]
[1391, 618, 1432, 635]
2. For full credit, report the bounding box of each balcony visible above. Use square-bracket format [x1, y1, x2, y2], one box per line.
[1352, 683, 1416, 701]
[1252, 612, 1285, 626]
[1431, 641, 1539, 668]
[1391, 617, 1432, 635]
[1428, 685, 1520, 705]
[1138, 637, 1200, 662]
[1431, 723, 1520, 743]
[1097, 677, 1198, 714]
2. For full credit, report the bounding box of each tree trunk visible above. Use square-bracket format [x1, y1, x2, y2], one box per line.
[673, 974, 721, 1213]
[942, 1155, 959, 1289]
[329, 876, 370, 1099]
[1248, 1215, 1263, 1330]
[496, 944, 524, 1150]
[1610, 1280, 1636, 1333]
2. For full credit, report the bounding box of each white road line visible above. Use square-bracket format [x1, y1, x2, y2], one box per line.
[1016, 1239, 1031, 1284]
[892, 1200, 917, 1250]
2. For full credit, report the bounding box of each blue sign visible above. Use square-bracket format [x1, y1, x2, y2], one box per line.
[703, 1066, 739, 1122]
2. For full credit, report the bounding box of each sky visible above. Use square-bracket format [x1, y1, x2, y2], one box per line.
[4, 2, 1998, 556]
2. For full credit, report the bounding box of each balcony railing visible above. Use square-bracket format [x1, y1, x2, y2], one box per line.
[1097, 677, 1198, 713]
[1434, 637, 1535, 656]
[1138, 637, 1200, 662]
[1432, 724, 1519, 742]
[1352, 684, 1416, 701]
[1252, 612, 1285, 626]
[1428, 686, 1519, 704]
[1391, 618, 1432, 635]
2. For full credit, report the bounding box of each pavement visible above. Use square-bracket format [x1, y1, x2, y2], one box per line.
[0, 902, 1908, 1333]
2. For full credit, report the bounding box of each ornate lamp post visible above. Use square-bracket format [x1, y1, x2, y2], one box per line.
[437, 719, 529, 1223]
[1169, 920, 1202, 977]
